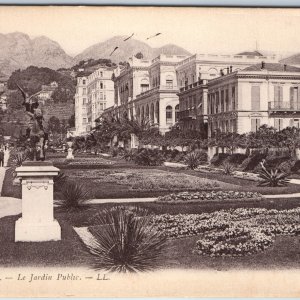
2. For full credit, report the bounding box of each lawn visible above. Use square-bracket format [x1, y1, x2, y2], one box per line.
[1, 201, 300, 269]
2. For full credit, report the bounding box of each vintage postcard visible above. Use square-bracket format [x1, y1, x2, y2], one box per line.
[1, 5, 300, 297]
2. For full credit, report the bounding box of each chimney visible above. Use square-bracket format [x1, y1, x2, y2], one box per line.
[261, 61, 265, 69]
[226, 67, 229, 74]
[284, 64, 287, 71]
[230, 66, 233, 73]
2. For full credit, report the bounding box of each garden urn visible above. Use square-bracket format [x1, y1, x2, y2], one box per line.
[66, 141, 74, 160]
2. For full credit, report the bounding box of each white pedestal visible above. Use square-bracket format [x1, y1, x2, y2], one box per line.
[66, 148, 74, 160]
[15, 161, 61, 242]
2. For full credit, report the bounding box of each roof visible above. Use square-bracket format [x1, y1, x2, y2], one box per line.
[242, 63, 300, 72]
[280, 53, 300, 65]
[236, 50, 264, 56]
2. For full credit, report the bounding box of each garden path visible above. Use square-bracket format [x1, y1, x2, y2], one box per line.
[0, 166, 21, 218]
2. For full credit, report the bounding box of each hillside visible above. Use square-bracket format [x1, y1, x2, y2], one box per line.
[73, 36, 191, 63]
[0, 32, 73, 77]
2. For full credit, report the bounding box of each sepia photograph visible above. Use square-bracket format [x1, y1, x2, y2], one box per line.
[1, 4, 300, 297]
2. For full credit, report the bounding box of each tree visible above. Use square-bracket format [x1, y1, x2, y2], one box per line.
[135, 52, 144, 59]
[68, 114, 75, 128]
[48, 116, 61, 134]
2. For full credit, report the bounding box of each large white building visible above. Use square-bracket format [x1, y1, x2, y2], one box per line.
[74, 66, 115, 135]
[75, 75, 90, 135]
[207, 62, 300, 138]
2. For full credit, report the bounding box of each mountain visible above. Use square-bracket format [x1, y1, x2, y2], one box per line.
[0, 32, 73, 78]
[74, 36, 191, 63]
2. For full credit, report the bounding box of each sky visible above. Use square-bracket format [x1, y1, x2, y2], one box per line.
[0, 6, 300, 57]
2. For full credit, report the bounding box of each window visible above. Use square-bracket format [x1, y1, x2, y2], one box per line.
[82, 80, 86, 85]
[83, 118, 87, 124]
[290, 87, 300, 109]
[291, 119, 300, 128]
[100, 103, 103, 110]
[251, 85, 260, 110]
[100, 72, 103, 77]
[100, 92, 103, 100]
[166, 76, 173, 89]
[166, 106, 173, 123]
[251, 118, 261, 132]
[82, 88, 86, 95]
[274, 85, 283, 104]
[100, 81, 103, 89]
[274, 118, 283, 131]
[232, 87, 236, 110]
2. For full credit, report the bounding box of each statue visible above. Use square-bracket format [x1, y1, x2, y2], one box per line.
[16, 84, 48, 161]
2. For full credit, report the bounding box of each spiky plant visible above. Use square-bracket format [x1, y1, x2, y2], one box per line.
[258, 165, 290, 187]
[184, 151, 202, 170]
[222, 162, 235, 175]
[87, 206, 167, 273]
[59, 181, 89, 210]
[53, 172, 68, 191]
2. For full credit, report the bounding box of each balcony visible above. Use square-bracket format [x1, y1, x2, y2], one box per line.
[178, 109, 197, 120]
[268, 101, 300, 114]
[179, 80, 207, 93]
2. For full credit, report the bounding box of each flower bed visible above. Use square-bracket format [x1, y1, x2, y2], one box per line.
[156, 191, 263, 203]
[152, 207, 300, 257]
[195, 226, 273, 257]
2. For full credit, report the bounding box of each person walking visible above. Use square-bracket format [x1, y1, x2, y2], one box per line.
[0, 149, 4, 167]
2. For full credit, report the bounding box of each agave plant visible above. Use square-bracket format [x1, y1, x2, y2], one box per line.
[86, 206, 167, 273]
[59, 181, 89, 210]
[258, 165, 290, 187]
[184, 151, 202, 170]
[222, 162, 235, 175]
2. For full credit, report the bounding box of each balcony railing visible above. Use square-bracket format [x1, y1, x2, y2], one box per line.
[179, 80, 207, 93]
[178, 109, 197, 120]
[268, 101, 300, 111]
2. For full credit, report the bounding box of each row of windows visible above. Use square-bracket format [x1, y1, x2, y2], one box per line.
[208, 87, 236, 114]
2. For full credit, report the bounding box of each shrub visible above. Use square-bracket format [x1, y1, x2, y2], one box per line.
[122, 149, 138, 162]
[11, 151, 29, 167]
[59, 181, 89, 210]
[242, 153, 266, 171]
[291, 160, 300, 173]
[265, 155, 291, 169]
[225, 153, 248, 165]
[184, 151, 202, 170]
[87, 206, 167, 273]
[278, 160, 295, 175]
[258, 165, 289, 187]
[110, 147, 119, 157]
[222, 162, 235, 175]
[210, 153, 230, 166]
[133, 149, 164, 166]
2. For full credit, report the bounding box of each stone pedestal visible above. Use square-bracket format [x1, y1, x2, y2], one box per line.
[15, 161, 61, 242]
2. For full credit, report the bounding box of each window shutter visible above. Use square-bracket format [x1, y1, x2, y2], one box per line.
[279, 86, 283, 102]
[290, 119, 294, 127]
[251, 119, 257, 132]
[274, 118, 279, 130]
[251, 86, 260, 110]
[274, 86, 278, 103]
[290, 87, 294, 108]
[257, 118, 261, 130]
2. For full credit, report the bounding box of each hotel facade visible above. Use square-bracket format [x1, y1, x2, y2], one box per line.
[75, 66, 115, 135]
[207, 62, 300, 138]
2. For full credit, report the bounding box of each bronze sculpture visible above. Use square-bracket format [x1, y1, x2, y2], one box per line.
[16, 84, 48, 161]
